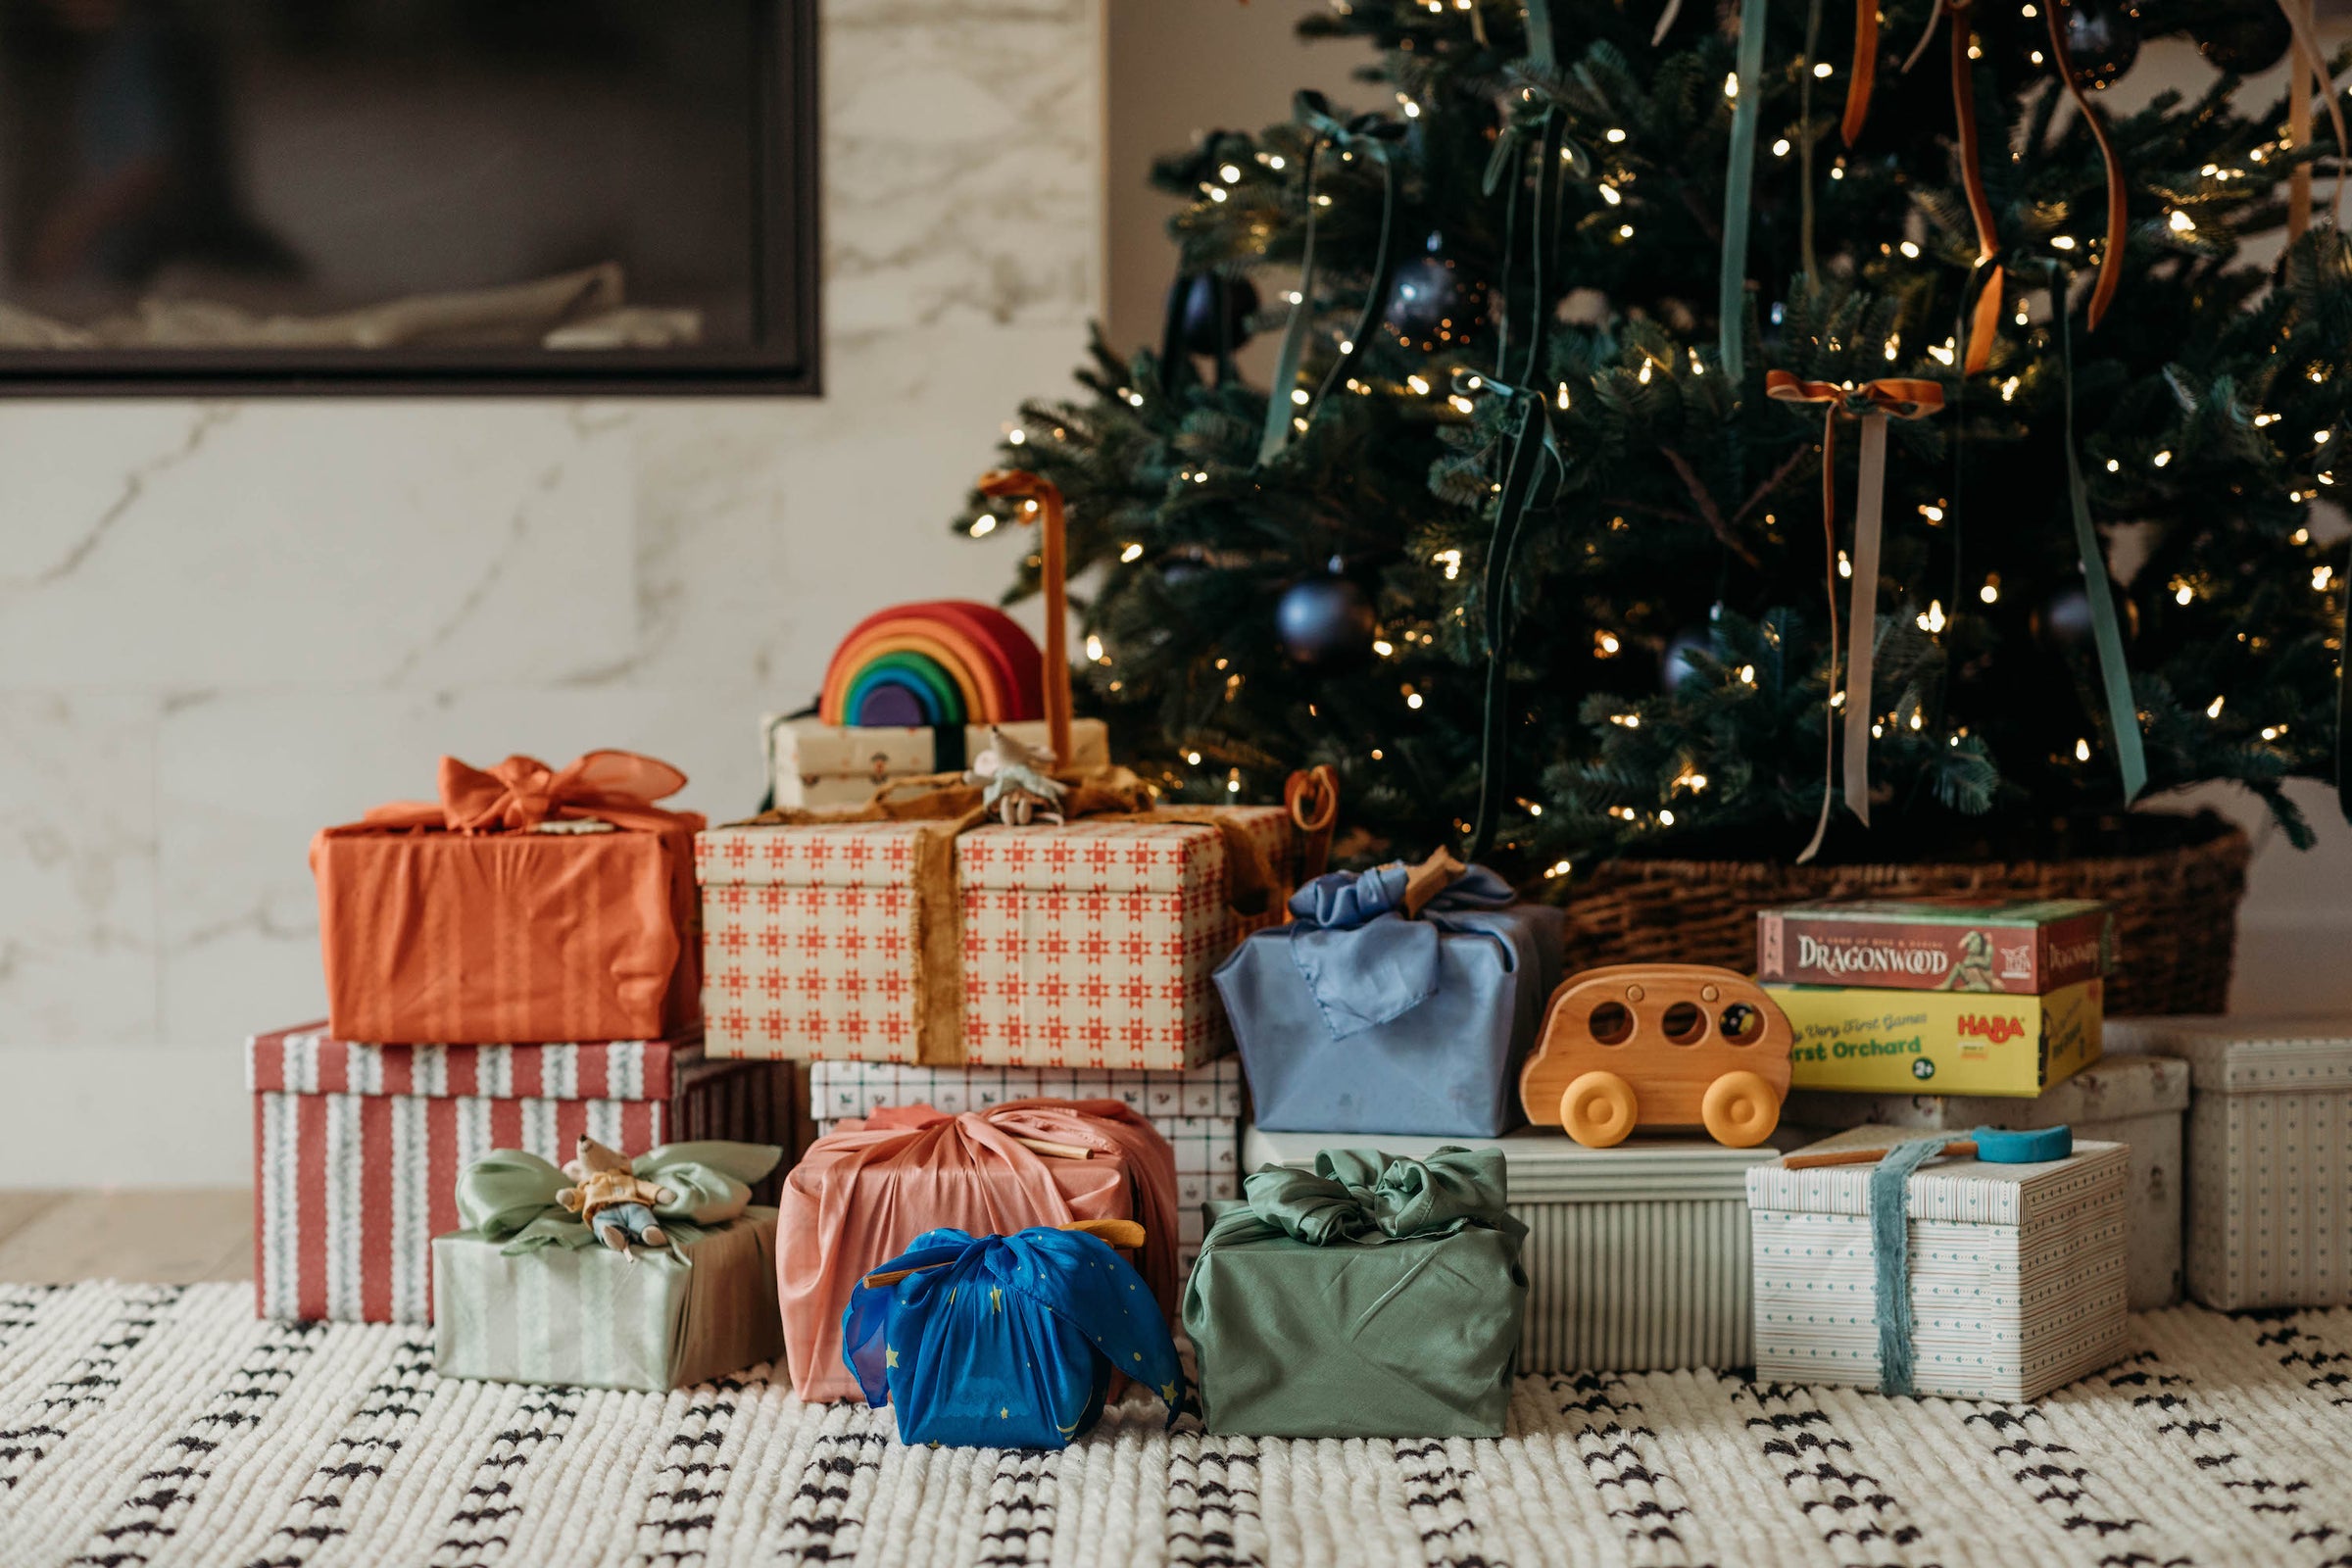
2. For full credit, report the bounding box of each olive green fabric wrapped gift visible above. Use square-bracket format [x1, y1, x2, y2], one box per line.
[1181, 1146, 1528, 1438]
[432, 1142, 785, 1393]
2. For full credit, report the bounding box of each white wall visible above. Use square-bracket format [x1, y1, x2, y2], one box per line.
[0, 0, 1104, 1186]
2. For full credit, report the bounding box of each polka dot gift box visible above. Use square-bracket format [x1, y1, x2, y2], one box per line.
[1747, 1125, 2130, 1401]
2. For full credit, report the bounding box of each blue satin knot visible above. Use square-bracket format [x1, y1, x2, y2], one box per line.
[1284, 860, 1518, 1039]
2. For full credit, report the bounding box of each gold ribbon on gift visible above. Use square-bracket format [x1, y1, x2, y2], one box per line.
[732, 764, 1278, 1065]
[1766, 372, 1946, 863]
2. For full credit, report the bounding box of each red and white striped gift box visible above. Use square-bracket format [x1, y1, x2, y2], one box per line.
[247, 1022, 786, 1325]
[697, 807, 1293, 1069]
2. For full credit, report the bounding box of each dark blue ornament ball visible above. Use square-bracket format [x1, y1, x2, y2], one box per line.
[1275, 576, 1377, 669]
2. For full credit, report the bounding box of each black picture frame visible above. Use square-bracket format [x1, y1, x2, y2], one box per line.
[0, 0, 821, 398]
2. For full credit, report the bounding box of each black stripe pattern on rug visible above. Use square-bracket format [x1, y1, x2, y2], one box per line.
[424, 1384, 585, 1568]
[1734, 1381, 1935, 1568]
[0, 1286, 185, 1494]
[239, 1329, 436, 1568]
[770, 1428, 886, 1563]
[1547, 1371, 1706, 1568]
[1955, 1403, 2173, 1566]
[1165, 1433, 1264, 1568]
[975, 1447, 1058, 1568]
[1393, 1438, 1508, 1568]
[2089, 1349, 2352, 1566]
[0, 1286, 59, 1355]
[627, 1367, 770, 1568]
[66, 1317, 328, 1568]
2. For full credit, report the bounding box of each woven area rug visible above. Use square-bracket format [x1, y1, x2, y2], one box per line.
[7, 1284, 2352, 1567]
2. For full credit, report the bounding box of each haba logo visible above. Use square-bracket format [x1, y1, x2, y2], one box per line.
[1956, 1010, 2026, 1045]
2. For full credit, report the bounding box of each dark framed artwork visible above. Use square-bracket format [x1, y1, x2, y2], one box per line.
[0, 0, 819, 395]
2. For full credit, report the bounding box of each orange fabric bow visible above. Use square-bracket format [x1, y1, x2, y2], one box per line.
[365, 750, 700, 835]
[1766, 373, 1946, 862]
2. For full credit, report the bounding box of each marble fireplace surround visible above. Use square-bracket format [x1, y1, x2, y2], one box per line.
[0, 0, 1103, 1184]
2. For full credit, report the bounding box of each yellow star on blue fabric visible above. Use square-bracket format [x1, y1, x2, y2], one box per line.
[1158, 1381, 1178, 1403]
[885, 1347, 899, 1369]
[990, 1287, 1004, 1313]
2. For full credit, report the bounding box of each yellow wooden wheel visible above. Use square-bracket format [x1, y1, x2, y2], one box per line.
[1560, 1071, 1639, 1149]
[1700, 1070, 1780, 1148]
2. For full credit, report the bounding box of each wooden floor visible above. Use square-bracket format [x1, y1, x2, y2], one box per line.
[0, 1191, 252, 1284]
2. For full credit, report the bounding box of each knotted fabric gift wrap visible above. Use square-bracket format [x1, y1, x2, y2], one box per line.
[1216, 859, 1563, 1138]
[431, 1141, 783, 1392]
[701, 765, 1289, 1068]
[312, 750, 705, 1044]
[1183, 1147, 1528, 1439]
[781, 1100, 1179, 1402]
[843, 1226, 1186, 1448]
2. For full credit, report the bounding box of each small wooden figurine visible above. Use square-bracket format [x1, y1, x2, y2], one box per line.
[1520, 964, 1794, 1149]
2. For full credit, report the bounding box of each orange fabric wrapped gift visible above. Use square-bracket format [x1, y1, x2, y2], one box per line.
[779, 1099, 1178, 1402]
[311, 751, 705, 1045]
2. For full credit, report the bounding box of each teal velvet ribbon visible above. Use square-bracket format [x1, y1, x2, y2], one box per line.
[452, 1142, 784, 1257]
[1256, 92, 1404, 466]
[1204, 1147, 1528, 1250]
[2052, 270, 2148, 806]
[1868, 1138, 1945, 1396]
[1719, 0, 1769, 384]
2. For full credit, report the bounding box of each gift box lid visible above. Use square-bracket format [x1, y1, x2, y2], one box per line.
[763, 715, 938, 780]
[2104, 1016, 2352, 1094]
[1782, 1054, 2186, 1131]
[697, 819, 931, 889]
[1749, 1125, 2129, 1224]
[246, 1021, 705, 1102]
[1763, 898, 2107, 928]
[957, 811, 1287, 896]
[764, 715, 1113, 781]
[1242, 1125, 1781, 1202]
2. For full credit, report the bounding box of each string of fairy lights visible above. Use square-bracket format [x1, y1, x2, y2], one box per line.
[960, 0, 2349, 856]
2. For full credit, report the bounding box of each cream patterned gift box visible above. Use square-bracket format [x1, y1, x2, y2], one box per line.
[762, 714, 1111, 810]
[1245, 1125, 1776, 1373]
[1749, 1126, 2130, 1400]
[2109, 1017, 2352, 1310]
[812, 1058, 1245, 1270]
[697, 808, 1291, 1068]
[1782, 1054, 2188, 1307]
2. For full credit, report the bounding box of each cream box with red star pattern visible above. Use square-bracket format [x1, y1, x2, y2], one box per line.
[694, 808, 1293, 1068]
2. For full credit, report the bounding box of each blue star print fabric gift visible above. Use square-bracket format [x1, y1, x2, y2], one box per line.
[842, 1226, 1186, 1448]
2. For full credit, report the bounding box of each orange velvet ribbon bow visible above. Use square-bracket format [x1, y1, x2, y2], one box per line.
[1765, 372, 1945, 863]
[365, 750, 700, 835]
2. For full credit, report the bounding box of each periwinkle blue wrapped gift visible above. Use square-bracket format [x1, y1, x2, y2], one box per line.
[1214, 859, 1565, 1138]
[843, 1226, 1186, 1449]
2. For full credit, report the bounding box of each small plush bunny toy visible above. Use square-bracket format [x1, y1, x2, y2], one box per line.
[964, 726, 1068, 826]
[557, 1135, 676, 1254]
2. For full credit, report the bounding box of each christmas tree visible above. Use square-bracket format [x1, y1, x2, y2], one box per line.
[958, 0, 2347, 881]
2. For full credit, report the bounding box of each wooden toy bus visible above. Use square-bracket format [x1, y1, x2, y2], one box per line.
[1519, 963, 1794, 1149]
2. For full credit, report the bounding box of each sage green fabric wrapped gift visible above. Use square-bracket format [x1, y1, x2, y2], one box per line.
[1182, 1147, 1528, 1438]
[432, 1142, 785, 1393]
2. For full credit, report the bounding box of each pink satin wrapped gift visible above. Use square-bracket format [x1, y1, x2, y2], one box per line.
[779, 1099, 1178, 1402]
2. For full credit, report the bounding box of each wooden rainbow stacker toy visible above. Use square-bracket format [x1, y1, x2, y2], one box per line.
[1521, 963, 1794, 1149]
